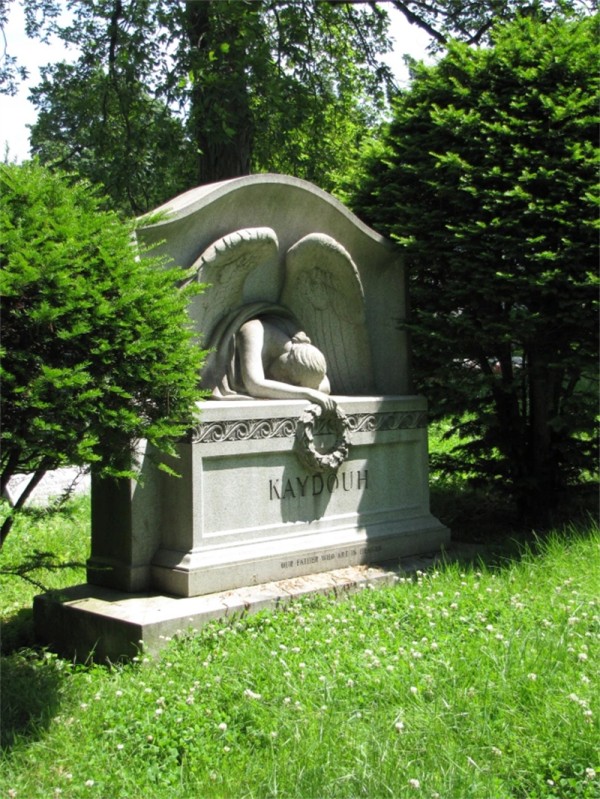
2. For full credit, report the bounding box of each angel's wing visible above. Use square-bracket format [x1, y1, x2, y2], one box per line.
[188, 227, 281, 343]
[281, 233, 374, 395]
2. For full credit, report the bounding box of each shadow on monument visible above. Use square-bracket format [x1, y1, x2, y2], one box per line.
[278, 459, 334, 523]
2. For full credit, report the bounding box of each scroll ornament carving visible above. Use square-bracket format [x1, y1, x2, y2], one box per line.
[190, 409, 426, 445]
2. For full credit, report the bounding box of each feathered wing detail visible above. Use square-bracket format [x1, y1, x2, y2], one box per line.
[188, 227, 281, 345]
[281, 234, 374, 394]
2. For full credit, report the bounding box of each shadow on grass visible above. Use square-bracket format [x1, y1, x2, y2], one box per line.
[0, 648, 66, 750]
[430, 478, 599, 569]
[1, 608, 37, 655]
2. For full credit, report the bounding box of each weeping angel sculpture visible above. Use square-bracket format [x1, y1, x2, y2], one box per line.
[193, 227, 374, 408]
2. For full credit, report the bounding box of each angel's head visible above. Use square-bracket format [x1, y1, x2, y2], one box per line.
[270, 333, 328, 390]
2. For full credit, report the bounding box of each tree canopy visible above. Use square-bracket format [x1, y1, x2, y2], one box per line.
[0, 160, 206, 543]
[13, 0, 393, 214]
[3, 1, 593, 215]
[351, 13, 599, 517]
[382, 0, 593, 47]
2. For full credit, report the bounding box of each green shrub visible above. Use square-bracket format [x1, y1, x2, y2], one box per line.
[0, 161, 206, 544]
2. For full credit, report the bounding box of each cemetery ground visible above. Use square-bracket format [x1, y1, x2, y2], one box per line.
[0, 428, 598, 799]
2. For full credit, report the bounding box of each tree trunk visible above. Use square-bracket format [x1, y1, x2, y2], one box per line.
[185, 2, 253, 185]
[524, 347, 560, 523]
[0, 467, 48, 548]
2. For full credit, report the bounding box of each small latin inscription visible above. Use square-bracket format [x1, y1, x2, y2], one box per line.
[269, 469, 368, 501]
[280, 543, 383, 570]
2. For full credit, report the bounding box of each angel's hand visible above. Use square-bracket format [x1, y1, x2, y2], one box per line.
[306, 390, 337, 413]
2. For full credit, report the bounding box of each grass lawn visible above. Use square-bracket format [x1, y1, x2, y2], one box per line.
[1, 453, 598, 798]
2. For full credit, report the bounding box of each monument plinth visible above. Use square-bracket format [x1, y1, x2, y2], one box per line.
[35, 174, 449, 659]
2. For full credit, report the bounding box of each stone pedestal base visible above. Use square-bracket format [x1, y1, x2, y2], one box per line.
[35, 555, 446, 662]
[87, 396, 449, 597]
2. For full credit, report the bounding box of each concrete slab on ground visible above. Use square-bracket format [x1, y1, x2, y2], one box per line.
[34, 548, 465, 662]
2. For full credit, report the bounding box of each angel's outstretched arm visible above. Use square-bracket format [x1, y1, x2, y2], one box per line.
[237, 320, 336, 410]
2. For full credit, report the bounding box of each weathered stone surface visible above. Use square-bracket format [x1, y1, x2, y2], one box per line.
[87, 396, 448, 597]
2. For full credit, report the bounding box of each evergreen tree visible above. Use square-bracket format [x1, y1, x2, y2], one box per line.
[1, 161, 206, 544]
[351, 14, 599, 518]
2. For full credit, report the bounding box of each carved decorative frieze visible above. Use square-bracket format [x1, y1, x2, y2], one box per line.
[346, 410, 428, 434]
[190, 409, 426, 444]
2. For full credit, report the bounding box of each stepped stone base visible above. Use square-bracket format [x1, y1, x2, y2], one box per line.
[34, 551, 448, 662]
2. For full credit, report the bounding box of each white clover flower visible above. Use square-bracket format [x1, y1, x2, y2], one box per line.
[395, 721, 405, 733]
[527, 673, 537, 681]
[85, 780, 95, 788]
[218, 722, 228, 731]
[578, 652, 588, 661]
[585, 768, 597, 780]
[410, 686, 418, 695]
[408, 778, 421, 789]
[243, 689, 262, 700]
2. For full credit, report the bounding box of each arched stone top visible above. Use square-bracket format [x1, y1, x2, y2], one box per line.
[135, 174, 410, 395]
[142, 173, 391, 251]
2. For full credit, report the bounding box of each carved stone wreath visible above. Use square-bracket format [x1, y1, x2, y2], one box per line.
[294, 404, 351, 474]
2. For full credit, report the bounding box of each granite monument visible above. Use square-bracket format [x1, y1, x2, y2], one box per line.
[35, 174, 449, 658]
